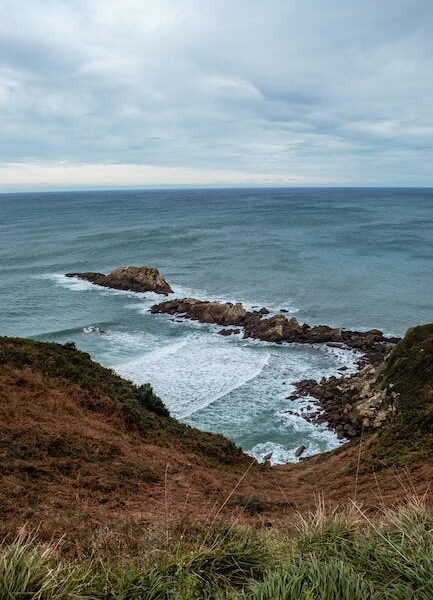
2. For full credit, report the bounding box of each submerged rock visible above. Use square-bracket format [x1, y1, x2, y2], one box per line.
[294, 445, 306, 458]
[66, 266, 173, 295]
[217, 328, 241, 336]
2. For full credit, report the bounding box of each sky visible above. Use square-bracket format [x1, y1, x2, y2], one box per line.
[0, 0, 432, 190]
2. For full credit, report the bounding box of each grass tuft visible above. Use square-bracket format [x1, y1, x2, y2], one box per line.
[3, 499, 433, 598]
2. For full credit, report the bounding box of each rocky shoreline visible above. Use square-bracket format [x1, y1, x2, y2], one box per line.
[150, 297, 399, 365]
[150, 296, 400, 442]
[65, 265, 400, 444]
[286, 364, 396, 440]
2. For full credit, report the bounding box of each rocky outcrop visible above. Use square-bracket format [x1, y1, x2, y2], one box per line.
[242, 314, 395, 364]
[66, 266, 173, 295]
[150, 296, 401, 440]
[287, 364, 396, 439]
[151, 297, 398, 363]
[150, 298, 247, 325]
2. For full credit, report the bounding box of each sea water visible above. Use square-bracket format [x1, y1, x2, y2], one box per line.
[1, 188, 433, 463]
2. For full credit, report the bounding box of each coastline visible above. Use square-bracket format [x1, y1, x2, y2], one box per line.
[65, 268, 399, 460]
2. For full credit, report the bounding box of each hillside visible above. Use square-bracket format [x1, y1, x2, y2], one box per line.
[1, 330, 433, 548]
[0, 336, 248, 542]
[376, 323, 433, 463]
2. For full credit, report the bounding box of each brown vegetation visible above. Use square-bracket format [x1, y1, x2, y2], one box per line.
[1, 334, 433, 550]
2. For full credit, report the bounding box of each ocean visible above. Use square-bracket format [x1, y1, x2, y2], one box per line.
[2, 187, 433, 463]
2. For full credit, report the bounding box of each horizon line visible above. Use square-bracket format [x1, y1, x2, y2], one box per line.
[2, 183, 433, 195]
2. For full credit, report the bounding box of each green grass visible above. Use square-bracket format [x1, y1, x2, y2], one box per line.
[3, 500, 433, 599]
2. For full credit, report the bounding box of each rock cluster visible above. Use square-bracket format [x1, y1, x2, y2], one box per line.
[287, 365, 396, 439]
[218, 328, 241, 336]
[66, 266, 173, 295]
[150, 298, 247, 325]
[151, 297, 398, 362]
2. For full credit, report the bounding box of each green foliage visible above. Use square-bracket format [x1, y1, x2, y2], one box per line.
[0, 533, 92, 600]
[377, 323, 433, 463]
[246, 559, 374, 600]
[137, 383, 169, 417]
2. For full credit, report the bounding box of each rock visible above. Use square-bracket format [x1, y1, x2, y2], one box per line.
[286, 378, 318, 400]
[262, 451, 273, 464]
[243, 315, 303, 343]
[150, 295, 399, 364]
[217, 328, 240, 336]
[288, 359, 393, 439]
[294, 445, 306, 458]
[66, 266, 173, 295]
[151, 298, 247, 326]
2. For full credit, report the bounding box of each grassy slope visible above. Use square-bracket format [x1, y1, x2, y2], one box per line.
[0, 336, 252, 541]
[376, 323, 433, 464]
[0, 336, 245, 465]
[3, 328, 433, 594]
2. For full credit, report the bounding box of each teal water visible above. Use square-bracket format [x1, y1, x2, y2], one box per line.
[2, 188, 433, 462]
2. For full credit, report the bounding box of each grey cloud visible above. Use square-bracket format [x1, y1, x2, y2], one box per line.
[0, 0, 432, 185]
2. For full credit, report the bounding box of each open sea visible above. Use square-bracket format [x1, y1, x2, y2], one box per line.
[1, 187, 433, 463]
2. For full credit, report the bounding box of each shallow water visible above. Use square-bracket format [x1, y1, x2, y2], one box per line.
[1, 188, 433, 462]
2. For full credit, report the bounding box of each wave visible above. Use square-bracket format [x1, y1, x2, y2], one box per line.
[114, 334, 270, 419]
[34, 322, 114, 340]
[39, 273, 97, 292]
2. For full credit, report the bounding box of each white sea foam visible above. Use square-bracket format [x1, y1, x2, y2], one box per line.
[81, 326, 160, 361]
[83, 325, 106, 334]
[43, 272, 97, 292]
[114, 334, 270, 419]
[181, 339, 356, 463]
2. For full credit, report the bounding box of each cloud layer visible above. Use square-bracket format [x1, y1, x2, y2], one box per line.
[1, 0, 432, 188]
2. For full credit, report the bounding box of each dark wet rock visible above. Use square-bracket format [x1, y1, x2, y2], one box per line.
[217, 328, 241, 336]
[294, 445, 306, 458]
[150, 297, 399, 366]
[243, 315, 395, 365]
[66, 266, 173, 295]
[287, 379, 318, 400]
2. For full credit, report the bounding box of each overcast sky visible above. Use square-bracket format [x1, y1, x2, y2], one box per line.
[1, 0, 432, 189]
